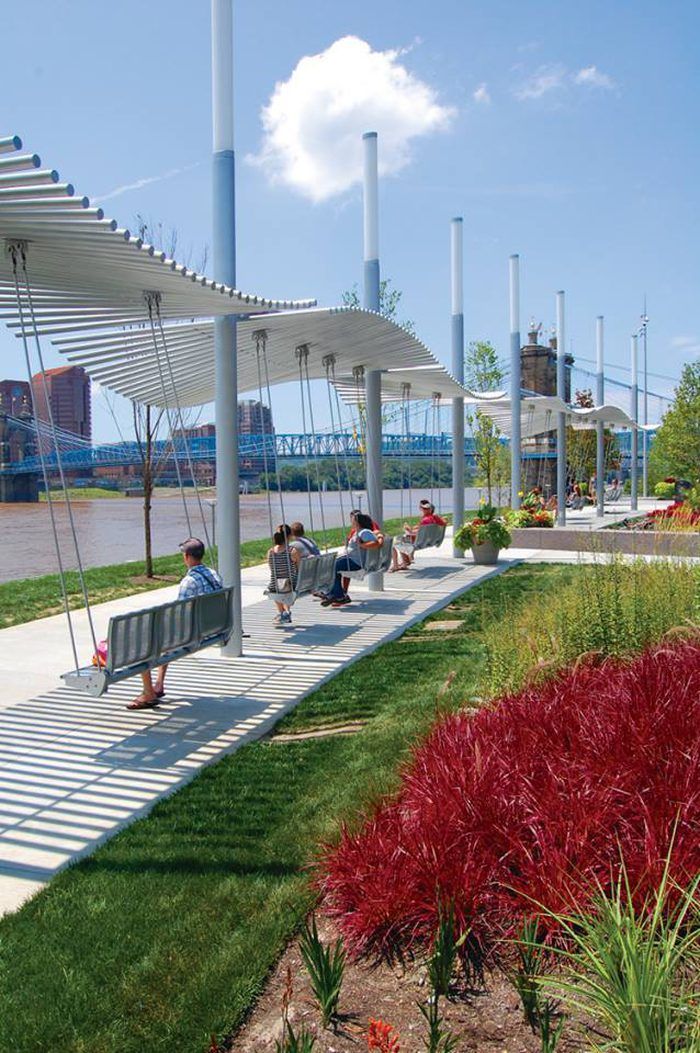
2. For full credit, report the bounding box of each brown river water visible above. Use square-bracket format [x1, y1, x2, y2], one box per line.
[0, 487, 480, 583]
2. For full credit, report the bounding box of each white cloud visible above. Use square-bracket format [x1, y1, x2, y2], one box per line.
[513, 64, 567, 100]
[93, 161, 202, 205]
[247, 35, 455, 203]
[514, 63, 616, 101]
[671, 335, 700, 354]
[573, 65, 615, 89]
[473, 82, 491, 105]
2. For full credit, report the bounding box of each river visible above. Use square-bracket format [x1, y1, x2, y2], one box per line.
[0, 487, 484, 583]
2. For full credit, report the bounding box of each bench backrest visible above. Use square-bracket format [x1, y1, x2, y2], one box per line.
[414, 523, 446, 550]
[294, 555, 320, 596]
[315, 552, 337, 592]
[358, 535, 394, 574]
[106, 587, 234, 674]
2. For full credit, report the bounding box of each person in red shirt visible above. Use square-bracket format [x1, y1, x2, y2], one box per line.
[391, 500, 447, 571]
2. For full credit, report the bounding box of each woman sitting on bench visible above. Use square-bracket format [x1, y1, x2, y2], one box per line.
[321, 511, 382, 607]
[391, 500, 446, 571]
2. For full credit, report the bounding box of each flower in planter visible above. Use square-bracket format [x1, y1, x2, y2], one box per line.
[454, 505, 512, 550]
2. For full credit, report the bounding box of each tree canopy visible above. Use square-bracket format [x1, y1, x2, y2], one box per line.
[649, 361, 700, 482]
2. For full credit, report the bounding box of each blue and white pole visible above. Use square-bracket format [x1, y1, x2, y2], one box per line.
[596, 316, 605, 518]
[509, 255, 521, 509]
[556, 290, 567, 526]
[212, 0, 242, 655]
[363, 131, 384, 591]
[451, 217, 465, 552]
[630, 333, 639, 512]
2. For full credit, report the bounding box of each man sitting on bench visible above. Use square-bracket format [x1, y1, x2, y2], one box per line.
[391, 500, 447, 571]
[128, 537, 222, 711]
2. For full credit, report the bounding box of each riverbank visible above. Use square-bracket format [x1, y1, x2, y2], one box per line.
[0, 515, 451, 628]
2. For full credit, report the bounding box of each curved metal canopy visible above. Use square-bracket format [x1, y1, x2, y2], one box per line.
[58, 308, 468, 406]
[0, 134, 315, 324]
[465, 393, 648, 434]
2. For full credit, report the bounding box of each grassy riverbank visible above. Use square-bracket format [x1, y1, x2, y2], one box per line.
[0, 514, 444, 628]
[0, 563, 566, 1053]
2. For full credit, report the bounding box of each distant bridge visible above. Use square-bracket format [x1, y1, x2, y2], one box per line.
[0, 417, 475, 477]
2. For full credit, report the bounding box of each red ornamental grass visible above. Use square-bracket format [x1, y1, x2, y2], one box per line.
[320, 640, 700, 959]
[367, 1018, 400, 1051]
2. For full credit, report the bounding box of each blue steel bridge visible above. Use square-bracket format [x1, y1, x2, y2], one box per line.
[0, 417, 477, 477]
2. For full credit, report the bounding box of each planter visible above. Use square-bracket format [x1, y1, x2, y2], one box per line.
[471, 540, 500, 565]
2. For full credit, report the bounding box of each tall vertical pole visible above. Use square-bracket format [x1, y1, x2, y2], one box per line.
[363, 131, 383, 591]
[509, 255, 521, 509]
[642, 298, 649, 498]
[212, 0, 242, 655]
[555, 290, 567, 525]
[595, 315, 605, 518]
[630, 333, 639, 512]
[451, 217, 465, 553]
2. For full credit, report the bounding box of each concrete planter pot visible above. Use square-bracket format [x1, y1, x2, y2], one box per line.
[471, 540, 500, 565]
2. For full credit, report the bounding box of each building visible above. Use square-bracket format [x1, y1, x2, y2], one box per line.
[31, 365, 91, 441]
[0, 379, 32, 418]
[237, 399, 273, 435]
[520, 323, 573, 495]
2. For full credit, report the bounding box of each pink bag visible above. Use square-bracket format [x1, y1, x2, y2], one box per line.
[92, 639, 108, 668]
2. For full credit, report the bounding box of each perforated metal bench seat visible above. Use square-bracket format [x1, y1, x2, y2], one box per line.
[265, 551, 337, 604]
[61, 587, 234, 697]
[344, 535, 394, 579]
[394, 522, 446, 556]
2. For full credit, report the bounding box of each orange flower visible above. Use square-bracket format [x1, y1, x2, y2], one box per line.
[367, 1017, 400, 1052]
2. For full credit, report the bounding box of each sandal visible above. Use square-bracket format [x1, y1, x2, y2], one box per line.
[126, 696, 160, 711]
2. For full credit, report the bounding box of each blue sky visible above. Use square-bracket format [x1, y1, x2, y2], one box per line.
[2, 0, 698, 438]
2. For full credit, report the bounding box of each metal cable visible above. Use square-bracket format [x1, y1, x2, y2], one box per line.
[330, 358, 358, 511]
[295, 347, 316, 535]
[254, 332, 276, 542]
[19, 245, 99, 660]
[258, 332, 293, 582]
[323, 356, 347, 530]
[145, 295, 192, 536]
[9, 245, 80, 672]
[302, 349, 329, 550]
[154, 301, 213, 562]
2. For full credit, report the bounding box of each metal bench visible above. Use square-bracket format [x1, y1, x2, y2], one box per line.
[61, 587, 234, 697]
[265, 552, 337, 605]
[394, 522, 446, 558]
[344, 535, 394, 580]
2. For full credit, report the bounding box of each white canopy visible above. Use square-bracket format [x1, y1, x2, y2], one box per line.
[464, 393, 651, 434]
[0, 134, 315, 325]
[57, 308, 467, 406]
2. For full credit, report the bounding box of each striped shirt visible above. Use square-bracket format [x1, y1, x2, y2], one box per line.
[268, 547, 298, 592]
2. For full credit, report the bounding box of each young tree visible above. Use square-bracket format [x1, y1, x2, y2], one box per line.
[341, 278, 415, 335]
[649, 361, 700, 483]
[465, 341, 506, 503]
[566, 389, 620, 489]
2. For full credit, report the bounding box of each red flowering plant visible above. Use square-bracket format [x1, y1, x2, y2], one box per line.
[367, 1019, 400, 1052]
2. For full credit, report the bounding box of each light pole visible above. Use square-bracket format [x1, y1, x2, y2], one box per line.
[639, 300, 649, 498]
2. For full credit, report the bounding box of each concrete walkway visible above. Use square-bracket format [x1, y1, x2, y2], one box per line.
[0, 534, 521, 916]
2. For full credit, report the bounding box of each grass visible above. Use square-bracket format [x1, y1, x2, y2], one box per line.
[0, 563, 562, 1053]
[0, 514, 442, 628]
[40, 487, 124, 500]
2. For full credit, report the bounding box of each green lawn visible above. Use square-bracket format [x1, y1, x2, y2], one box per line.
[0, 563, 570, 1053]
[0, 514, 446, 628]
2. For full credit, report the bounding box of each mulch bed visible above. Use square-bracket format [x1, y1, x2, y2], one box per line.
[230, 912, 583, 1052]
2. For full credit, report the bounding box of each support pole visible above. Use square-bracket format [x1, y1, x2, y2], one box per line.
[630, 333, 639, 511]
[362, 131, 383, 591]
[509, 255, 521, 509]
[642, 301, 649, 498]
[595, 315, 605, 518]
[556, 290, 567, 526]
[451, 217, 465, 553]
[211, 0, 242, 656]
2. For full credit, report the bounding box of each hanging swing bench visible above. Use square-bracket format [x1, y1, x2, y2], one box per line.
[62, 587, 235, 697]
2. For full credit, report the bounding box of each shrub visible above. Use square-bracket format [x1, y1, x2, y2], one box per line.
[506, 508, 554, 528]
[320, 641, 700, 962]
[654, 480, 675, 499]
[299, 915, 345, 1028]
[482, 557, 699, 697]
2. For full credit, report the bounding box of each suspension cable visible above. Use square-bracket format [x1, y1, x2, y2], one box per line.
[144, 293, 192, 536]
[323, 355, 347, 530]
[295, 345, 316, 535]
[153, 298, 213, 561]
[257, 330, 294, 581]
[328, 355, 357, 511]
[254, 331, 275, 542]
[8, 242, 80, 671]
[17, 242, 99, 661]
[353, 365, 368, 507]
[300, 346, 329, 550]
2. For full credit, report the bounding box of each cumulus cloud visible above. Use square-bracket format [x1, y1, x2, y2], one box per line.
[247, 35, 455, 203]
[574, 65, 615, 89]
[473, 82, 491, 105]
